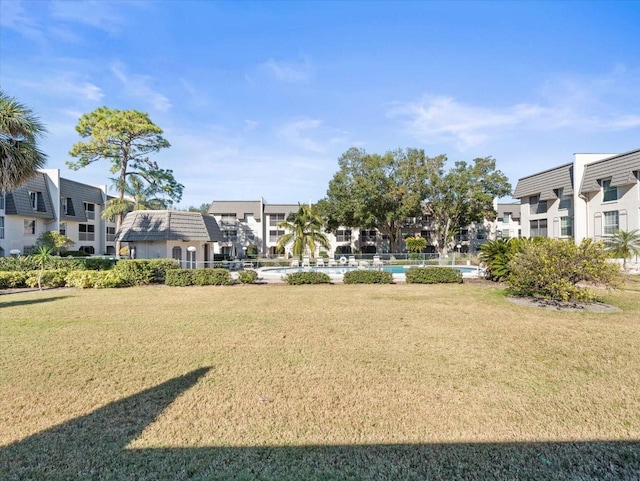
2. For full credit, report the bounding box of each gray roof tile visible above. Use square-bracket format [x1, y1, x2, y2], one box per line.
[580, 148, 640, 194]
[209, 200, 262, 221]
[513, 163, 574, 200]
[4, 172, 55, 219]
[116, 210, 223, 242]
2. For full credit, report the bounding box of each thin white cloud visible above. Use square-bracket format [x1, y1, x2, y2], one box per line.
[259, 58, 314, 83]
[278, 117, 352, 153]
[16, 71, 104, 103]
[49, 0, 126, 34]
[111, 63, 172, 112]
[389, 68, 640, 150]
[0, 0, 47, 46]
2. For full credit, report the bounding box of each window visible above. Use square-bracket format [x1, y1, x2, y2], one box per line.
[530, 219, 547, 237]
[106, 226, 116, 242]
[420, 230, 430, 238]
[269, 214, 285, 227]
[59, 223, 67, 236]
[601, 179, 618, 202]
[222, 230, 238, 241]
[502, 212, 511, 223]
[24, 219, 36, 235]
[603, 211, 619, 235]
[220, 213, 236, 228]
[172, 246, 182, 261]
[558, 189, 572, 210]
[61, 198, 68, 215]
[337, 229, 352, 242]
[476, 228, 486, 240]
[84, 202, 95, 220]
[269, 229, 284, 243]
[29, 191, 37, 209]
[501, 229, 510, 239]
[561, 216, 573, 237]
[79, 223, 95, 241]
[0, 193, 4, 210]
[529, 195, 547, 214]
[0, 216, 4, 239]
[79, 246, 95, 255]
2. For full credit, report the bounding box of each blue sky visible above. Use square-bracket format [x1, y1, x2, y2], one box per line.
[2, 0, 639, 208]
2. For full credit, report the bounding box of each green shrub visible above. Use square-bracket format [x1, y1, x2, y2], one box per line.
[283, 271, 331, 285]
[0, 271, 29, 288]
[193, 268, 233, 286]
[0, 256, 36, 272]
[25, 269, 69, 288]
[343, 270, 393, 284]
[60, 250, 90, 257]
[65, 270, 128, 289]
[165, 269, 195, 287]
[113, 259, 180, 285]
[405, 267, 463, 284]
[507, 238, 621, 302]
[238, 270, 258, 284]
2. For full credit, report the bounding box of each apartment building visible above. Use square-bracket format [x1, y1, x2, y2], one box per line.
[0, 169, 116, 256]
[514, 148, 640, 242]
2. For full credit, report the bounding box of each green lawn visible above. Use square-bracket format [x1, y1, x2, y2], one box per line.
[1, 284, 639, 480]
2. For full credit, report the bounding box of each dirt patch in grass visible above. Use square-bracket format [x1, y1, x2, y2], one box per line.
[507, 296, 620, 313]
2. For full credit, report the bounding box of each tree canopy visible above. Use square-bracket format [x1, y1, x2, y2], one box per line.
[68, 107, 183, 253]
[0, 90, 48, 192]
[320, 147, 441, 252]
[425, 156, 512, 254]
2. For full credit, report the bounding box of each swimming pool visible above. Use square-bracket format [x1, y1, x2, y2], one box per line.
[260, 264, 484, 278]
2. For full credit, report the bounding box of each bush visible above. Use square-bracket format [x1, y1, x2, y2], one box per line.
[60, 250, 90, 257]
[0, 271, 29, 288]
[25, 269, 69, 288]
[405, 267, 463, 284]
[283, 271, 331, 285]
[113, 259, 180, 285]
[238, 270, 258, 284]
[507, 238, 621, 302]
[0, 256, 36, 272]
[64, 270, 128, 289]
[193, 268, 233, 286]
[165, 270, 195, 287]
[343, 270, 393, 284]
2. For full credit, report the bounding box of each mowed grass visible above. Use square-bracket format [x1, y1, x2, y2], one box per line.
[1, 283, 639, 480]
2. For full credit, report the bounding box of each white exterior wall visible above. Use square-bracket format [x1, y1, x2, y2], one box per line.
[585, 179, 639, 240]
[573, 153, 616, 242]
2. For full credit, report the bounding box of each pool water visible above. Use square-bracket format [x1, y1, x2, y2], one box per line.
[263, 265, 483, 276]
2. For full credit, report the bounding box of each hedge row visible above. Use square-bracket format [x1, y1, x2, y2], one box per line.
[165, 268, 234, 286]
[405, 267, 463, 284]
[112, 259, 180, 285]
[0, 269, 129, 289]
[283, 271, 331, 285]
[343, 270, 393, 284]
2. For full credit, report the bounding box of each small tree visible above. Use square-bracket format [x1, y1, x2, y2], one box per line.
[507, 238, 621, 302]
[606, 229, 640, 271]
[30, 246, 52, 291]
[405, 236, 427, 253]
[36, 231, 74, 255]
[277, 204, 330, 260]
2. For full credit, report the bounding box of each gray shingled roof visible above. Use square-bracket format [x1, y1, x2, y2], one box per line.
[116, 210, 223, 242]
[4, 172, 55, 219]
[264, 203, 299, 215]
[209, 200, 262, 221]
[513, 163, 574, 200]
[496, 202, 521, 220]
[580, 148, 640, 194]
[60, 178, 105, 222]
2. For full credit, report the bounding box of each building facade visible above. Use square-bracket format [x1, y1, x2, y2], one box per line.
[0, 169, 116, 257]
[514, 148, 640, 242]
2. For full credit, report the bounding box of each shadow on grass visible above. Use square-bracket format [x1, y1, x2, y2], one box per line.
[1, 367, 638, 480]
[0, 296, 71, 308]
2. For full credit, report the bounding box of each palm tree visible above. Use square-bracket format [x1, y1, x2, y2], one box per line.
[277, 204, 331, 261]
[0, 90, 47, 192]
[102, 175, 172, 221]
[606, 229, 640, 271]
[31, 246, 52, 291]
